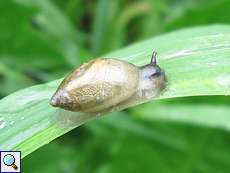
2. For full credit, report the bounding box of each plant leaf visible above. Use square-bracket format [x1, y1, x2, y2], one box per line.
[132, 96, 230, 132]
[0, 25, 230, 158]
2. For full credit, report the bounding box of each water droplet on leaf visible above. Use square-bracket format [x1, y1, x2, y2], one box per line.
[9, 121, 15, 125]
[0, 121, 6, 129]
[216, 75, 230, 89]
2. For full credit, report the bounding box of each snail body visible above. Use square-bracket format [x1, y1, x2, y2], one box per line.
[50, 51, 166, 113]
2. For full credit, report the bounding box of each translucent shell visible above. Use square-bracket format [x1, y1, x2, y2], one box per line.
[51, 58, 139, 113]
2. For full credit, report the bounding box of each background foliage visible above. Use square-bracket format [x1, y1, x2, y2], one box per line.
[0, 0, 230, 173]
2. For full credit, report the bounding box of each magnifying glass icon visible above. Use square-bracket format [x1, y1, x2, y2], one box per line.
[3, 154, 18, 170]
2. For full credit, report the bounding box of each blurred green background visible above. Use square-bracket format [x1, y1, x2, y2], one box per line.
[1, 0, 230, 172]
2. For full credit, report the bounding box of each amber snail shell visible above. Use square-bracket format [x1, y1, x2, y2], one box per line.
[50, 51, 166, 113]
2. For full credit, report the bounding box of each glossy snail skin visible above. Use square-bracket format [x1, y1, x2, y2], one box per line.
[50, 51, 166, 113]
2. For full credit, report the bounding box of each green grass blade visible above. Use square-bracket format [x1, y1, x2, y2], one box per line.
[132, 96, 230, 131]
[0, 25, 230, 158]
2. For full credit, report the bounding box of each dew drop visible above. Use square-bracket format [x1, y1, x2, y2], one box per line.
[0, 121, 6, 129]
[210, 62, 217, 66]
[21, 116, 25, 120]
[216, 75, 230, 89]
[96, 113, 102, 117]
[9, 121, 15, 125]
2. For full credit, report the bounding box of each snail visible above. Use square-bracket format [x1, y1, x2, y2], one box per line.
[50, 51, 166, 114]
